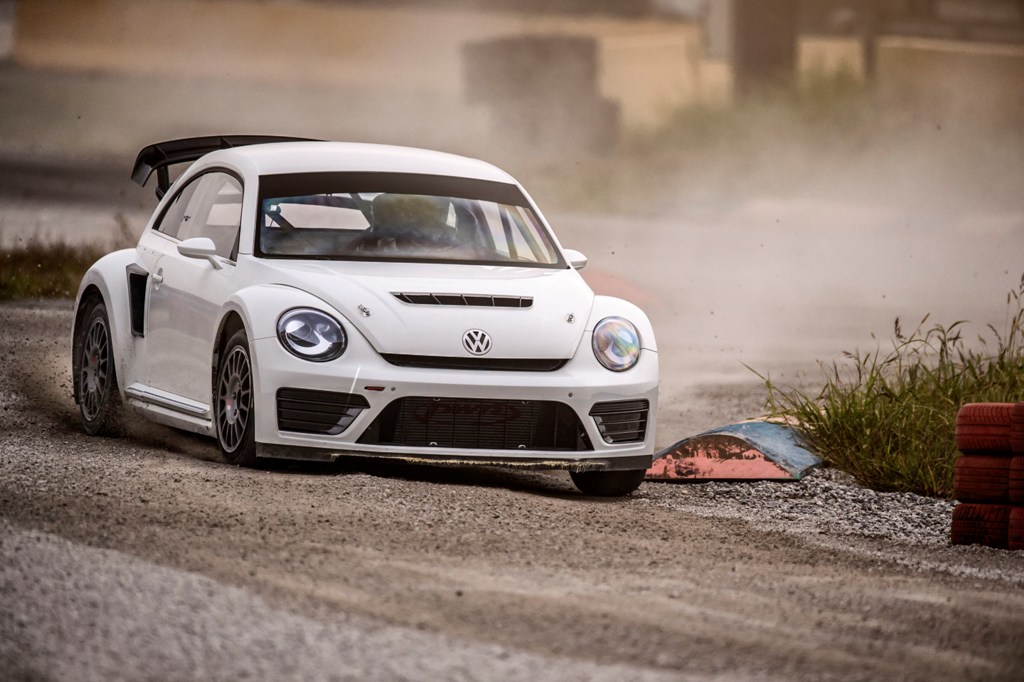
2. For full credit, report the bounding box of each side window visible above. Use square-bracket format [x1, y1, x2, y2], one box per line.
[154, 171, 243, 260]
[153, 178, 200, 240]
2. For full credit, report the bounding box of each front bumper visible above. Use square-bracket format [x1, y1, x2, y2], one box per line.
[249, 329, 659, 471]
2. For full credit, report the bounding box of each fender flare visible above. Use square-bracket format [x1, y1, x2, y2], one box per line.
[72, 248, 139, 402]
[214, 284, 354, 402]
[585, 295, 658, 352]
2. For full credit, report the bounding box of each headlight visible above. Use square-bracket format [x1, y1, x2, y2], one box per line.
[277, 309, 346, 362]
[592, 317, 641, 372]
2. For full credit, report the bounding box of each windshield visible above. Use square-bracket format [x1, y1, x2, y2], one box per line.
[256, 172, 564, 267]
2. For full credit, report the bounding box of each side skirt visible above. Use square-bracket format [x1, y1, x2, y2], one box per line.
[125, 383, 214, 437]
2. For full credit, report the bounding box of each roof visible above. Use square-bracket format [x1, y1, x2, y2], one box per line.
[202, 141, 517, 184]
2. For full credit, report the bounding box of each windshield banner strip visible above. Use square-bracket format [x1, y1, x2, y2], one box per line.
[258, 172, 528, 207]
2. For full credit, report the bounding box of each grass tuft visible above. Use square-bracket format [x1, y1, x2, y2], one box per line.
[0, 240, 109, 299]
[0, 213, 135, 300]
[754, 275, 1024, 498]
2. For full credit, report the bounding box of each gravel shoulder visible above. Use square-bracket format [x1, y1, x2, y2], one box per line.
[2, 300, 1023, 681]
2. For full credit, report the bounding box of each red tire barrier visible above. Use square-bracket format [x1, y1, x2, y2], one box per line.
[955, 403, 1015, 453]
[1009, 456, 1024, 505]
[1012, 402, 1024, 454]
[1009, 508, 1024, 551]
[950, 503, 1011, 549]
[957, 403, 1017, 426]
[954, 455, 1011, 503]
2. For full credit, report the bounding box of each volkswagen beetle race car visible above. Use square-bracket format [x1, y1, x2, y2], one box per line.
[72, 136, 658, 496]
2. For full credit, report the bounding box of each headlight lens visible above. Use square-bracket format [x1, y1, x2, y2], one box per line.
[592, 317, 641, 372]
[277, 309, 346, 362]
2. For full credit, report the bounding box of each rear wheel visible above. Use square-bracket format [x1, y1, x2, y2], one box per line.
[570, 469, 646, 497]
[74, 300, 122, 436]
[215, 330, 258, 466]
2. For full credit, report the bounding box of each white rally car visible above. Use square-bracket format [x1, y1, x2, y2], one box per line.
[72, 136, 658, 495]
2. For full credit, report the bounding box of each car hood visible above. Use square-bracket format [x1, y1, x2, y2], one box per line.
[259, 260, 595, 358]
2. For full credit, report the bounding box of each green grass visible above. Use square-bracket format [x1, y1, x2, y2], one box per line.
[0, 213, 135, 300]
[754, 276, 1024, 497]
[0, 240, 111, 300]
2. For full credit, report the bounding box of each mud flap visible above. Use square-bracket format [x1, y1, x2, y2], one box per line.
[646, 421, 822, 481]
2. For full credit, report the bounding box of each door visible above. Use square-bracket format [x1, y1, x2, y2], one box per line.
[145, 170, 244, 406]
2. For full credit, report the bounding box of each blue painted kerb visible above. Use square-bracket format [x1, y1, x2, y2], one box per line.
[685, 422, 823, 479]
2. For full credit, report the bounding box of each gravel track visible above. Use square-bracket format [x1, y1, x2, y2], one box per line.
[2, 300, 1023, 681]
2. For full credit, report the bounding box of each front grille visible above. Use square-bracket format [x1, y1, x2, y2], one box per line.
[589, 400, 649, 444]
[392, 292, 533, 308]
[277, 388, 370, 435]
[357, 397, 592, 451]
[380, 354, 567, 372]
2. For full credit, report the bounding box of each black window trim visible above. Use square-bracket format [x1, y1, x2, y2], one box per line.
[150, 166, 245, 263]
[253, 171, 568, 269]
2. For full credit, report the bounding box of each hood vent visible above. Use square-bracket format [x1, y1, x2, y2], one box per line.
[392, 292, 533, 308]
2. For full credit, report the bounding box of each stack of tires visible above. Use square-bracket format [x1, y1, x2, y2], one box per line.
[951, 403, 1024, 550]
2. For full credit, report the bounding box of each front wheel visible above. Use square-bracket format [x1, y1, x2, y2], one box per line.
[215, 329, 258, 466]
[74, 300, 123, 436]
[570, 469, 646, 497]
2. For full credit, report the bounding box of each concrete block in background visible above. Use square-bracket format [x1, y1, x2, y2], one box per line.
[464, 34, 599, 104]
[464, 34, 621, 154]
[0, 1, 17, 61]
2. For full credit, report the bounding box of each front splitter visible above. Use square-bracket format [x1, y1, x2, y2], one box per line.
[256, 443, 652, 472]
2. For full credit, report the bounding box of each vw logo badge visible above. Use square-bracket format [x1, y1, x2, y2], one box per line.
[462, 329, 492, 356]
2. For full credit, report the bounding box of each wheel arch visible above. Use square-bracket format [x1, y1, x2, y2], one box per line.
[214, 283, 350, 412]
[211, 309, 249, 395]
[71, 284, 104, 405]
[72, 249, 139, 402]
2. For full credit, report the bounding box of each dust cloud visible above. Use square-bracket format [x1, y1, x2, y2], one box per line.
[1, 5, 1022, 441]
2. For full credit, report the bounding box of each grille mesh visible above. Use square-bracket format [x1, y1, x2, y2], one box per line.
[357, 397, 591, 451]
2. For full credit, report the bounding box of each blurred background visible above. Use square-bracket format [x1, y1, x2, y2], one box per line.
[1, 0, 1022, 437]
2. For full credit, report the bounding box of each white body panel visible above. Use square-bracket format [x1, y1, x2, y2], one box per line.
[74, 142, 659, 469]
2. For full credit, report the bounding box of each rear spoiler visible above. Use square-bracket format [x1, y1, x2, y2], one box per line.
[131, 135, 318, 198]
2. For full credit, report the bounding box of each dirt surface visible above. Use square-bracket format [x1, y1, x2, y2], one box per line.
[2, 300, 1023, 681]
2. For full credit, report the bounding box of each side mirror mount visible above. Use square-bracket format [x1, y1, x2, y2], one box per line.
[563, 248, 588, 271]
[177, 237, 223, 270]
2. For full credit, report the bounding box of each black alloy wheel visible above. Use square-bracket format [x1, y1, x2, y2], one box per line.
[216, 329, 258, 466]
[75, 301, 122, 436]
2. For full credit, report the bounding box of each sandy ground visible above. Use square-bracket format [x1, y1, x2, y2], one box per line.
[2, 297, 1024, 681]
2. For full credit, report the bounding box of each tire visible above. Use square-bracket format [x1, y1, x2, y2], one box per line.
[955, 403, 1014, 453]
[73, 300, 123, 436]
[950, 503, 1011, 549]
[1009, 456, 1024, 505]
[1011, 402, 1024, 454]
[953, 455, 1010, 503]
[570, 469, 646, 497]
[1009, 507, 1024, 551]
[215, 329, 258, 467]
[956, 402, 1017, 426]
